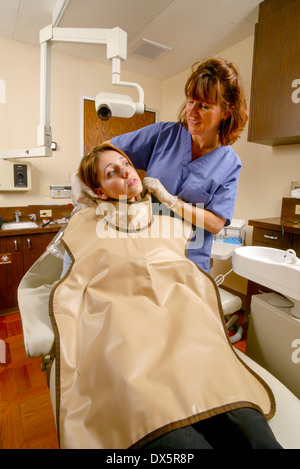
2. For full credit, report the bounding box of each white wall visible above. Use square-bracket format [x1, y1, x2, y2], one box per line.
[0, 36, 163, 207]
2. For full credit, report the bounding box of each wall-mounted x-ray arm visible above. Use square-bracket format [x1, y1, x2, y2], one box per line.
[0, 26, 145, 159]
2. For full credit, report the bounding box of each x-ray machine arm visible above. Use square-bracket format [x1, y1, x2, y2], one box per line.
[0, 26, 145, 159]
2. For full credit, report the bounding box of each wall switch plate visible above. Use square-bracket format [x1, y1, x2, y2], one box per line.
[40, 209, 52, 217]
[42, 185, 50, 197]
[295, 205, 300, 215]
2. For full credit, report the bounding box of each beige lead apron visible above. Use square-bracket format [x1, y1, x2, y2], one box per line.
[50, 195, 275, 449]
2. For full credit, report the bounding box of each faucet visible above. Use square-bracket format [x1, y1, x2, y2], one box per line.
[284, 249, 298, 264]
[15, 210, 21, 222]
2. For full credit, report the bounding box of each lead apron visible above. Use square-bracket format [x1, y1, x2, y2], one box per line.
[50, 195, 275, 449]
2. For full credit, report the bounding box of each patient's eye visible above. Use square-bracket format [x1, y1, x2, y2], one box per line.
[107, 169, 116, 178]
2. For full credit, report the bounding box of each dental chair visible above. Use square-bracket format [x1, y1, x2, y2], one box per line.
[18, 250, 300, 449]
[218, 287, 243, 343]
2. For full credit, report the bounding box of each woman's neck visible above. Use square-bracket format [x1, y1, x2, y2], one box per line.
[191, 135, 221, 161]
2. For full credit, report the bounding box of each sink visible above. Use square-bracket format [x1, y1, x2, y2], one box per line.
[1, 221, 39, 230]
[232, 246, 300, 318]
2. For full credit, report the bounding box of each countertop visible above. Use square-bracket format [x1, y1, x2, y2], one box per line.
[248, 217, 300, 235]
[0, 223, 66, 237]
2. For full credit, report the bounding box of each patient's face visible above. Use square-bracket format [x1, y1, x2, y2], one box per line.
[96, 150, 143, 201]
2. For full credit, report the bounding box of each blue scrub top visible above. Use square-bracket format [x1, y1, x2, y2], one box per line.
[111, 122, 241, 272]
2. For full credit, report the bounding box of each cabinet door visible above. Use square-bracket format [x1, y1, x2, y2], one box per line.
[248, 0, 300, 145]
[252, 227, 292, 249]
[0, 236, 23, 310]
[22, 232, 56, 274]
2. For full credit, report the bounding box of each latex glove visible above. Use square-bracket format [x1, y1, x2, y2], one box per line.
[143, 177, 179, 209]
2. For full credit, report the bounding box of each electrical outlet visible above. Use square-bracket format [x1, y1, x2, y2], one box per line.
[40, 209, 52, 218]
[295, 205, 300, 215]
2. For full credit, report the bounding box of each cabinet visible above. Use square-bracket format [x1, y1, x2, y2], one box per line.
[248, 0, 300, 145]
[247, 293, 300, 399]
[0, 231, 56, 312]
[250, 219, 300, 255]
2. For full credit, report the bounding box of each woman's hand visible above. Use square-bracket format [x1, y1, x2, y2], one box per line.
[143, 177, 226, 235]
[143, 177, 179, 209]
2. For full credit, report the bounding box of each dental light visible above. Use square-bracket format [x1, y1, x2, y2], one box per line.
[0, 26, 145, 159]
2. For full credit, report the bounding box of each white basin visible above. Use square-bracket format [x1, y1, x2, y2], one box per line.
[1, 221, 39, 230]
[232, 246, 300, 303]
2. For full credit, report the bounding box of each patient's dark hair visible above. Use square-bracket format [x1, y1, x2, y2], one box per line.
[178, 58, 248, 145]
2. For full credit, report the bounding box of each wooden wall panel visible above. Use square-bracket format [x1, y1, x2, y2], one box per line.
[84, 99, 156, 155]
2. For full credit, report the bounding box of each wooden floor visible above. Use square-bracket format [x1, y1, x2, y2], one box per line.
[0, 311, 247, 449]
[0, 312, 59, 449]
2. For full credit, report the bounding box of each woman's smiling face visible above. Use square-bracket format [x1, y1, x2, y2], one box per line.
[185, 98, 226, 140]
[95, 150, 143, 201]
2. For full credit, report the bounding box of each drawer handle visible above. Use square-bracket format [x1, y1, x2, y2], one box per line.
[264, 234, 278, 240]
[27, 238, 32, 249]
[14, 240, 18, 251]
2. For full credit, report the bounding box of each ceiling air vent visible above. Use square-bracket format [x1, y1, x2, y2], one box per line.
[129, 38, 171, 60]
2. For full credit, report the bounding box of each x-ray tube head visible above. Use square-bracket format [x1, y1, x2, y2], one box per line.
[97, 103, 112, 121]
[95, 92, 138, 120]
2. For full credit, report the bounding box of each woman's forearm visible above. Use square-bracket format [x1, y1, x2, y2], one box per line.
[142, 177, 226, 235]
[173, 199, 226, 235]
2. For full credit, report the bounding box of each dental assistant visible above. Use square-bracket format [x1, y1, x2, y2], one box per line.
[111, 58, 248, 272]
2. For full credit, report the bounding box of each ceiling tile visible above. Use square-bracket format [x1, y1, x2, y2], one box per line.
[0, 0, 263, 80]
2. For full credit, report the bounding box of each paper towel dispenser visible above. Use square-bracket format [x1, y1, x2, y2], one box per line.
[0, 160, 31, 191]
